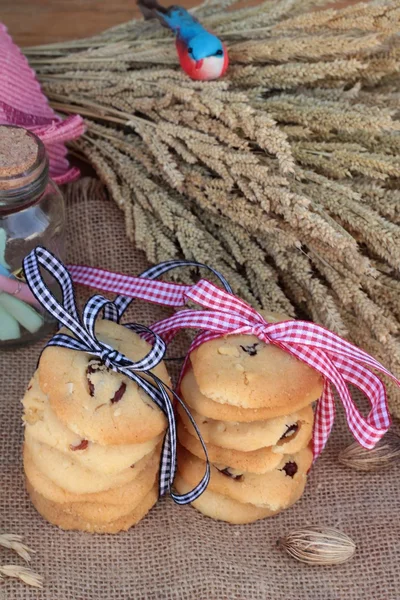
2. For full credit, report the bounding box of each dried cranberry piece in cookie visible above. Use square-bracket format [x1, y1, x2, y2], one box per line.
[280, 423, 299, 440]
[217, 467, 243, 481]
[86, 358, 108, 397]
[70, 439, 89, 451]
[111, 383, 127, 404]
[86, 359, 127, 403]
[239, 343, 259, 357]
[281, 461, 298, 478]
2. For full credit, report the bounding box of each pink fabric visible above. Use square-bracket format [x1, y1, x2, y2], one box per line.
[0, 24, 84, 184]
[67, 263, 398, 459]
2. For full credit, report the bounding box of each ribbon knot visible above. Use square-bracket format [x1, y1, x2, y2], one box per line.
[99, 345, 122, 370]
[250, 323, 272, 342]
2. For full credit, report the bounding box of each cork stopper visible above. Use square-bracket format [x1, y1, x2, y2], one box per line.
[0, 126, 38, 178]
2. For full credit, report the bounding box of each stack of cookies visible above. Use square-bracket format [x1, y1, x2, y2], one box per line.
[175, 312, 323, 524]
[22, 320, 170, 533]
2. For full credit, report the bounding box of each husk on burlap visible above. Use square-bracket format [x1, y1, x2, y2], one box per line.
[0, 185, 399, 600]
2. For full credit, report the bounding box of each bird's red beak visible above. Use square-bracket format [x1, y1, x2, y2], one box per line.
[195, 59, 204, 70]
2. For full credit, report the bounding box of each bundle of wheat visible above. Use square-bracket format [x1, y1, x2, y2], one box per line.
[25, 0, 400, 415]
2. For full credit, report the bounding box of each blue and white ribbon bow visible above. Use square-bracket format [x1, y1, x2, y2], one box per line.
[23, 246, 231, 504]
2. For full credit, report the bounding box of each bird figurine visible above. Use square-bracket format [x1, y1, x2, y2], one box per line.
[137, 0, 229, 81]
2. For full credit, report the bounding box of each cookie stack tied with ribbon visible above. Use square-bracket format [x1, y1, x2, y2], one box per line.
[22, 319, 170, 533]
[21, 247, 399, 532]
[19, 247, 203, 534]
[174, 311, 323, 524]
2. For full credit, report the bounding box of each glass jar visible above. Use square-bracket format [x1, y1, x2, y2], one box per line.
[0, 125, 66, 347]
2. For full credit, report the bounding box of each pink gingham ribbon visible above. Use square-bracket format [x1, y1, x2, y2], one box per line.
[69, 264, 398, 459]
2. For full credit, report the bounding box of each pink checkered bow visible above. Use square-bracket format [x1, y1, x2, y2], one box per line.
[149, 279, 398, 458]
[68, 263, 398, 459]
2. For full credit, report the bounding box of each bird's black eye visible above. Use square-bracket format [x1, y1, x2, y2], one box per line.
[215, 49, 223, 56]
[188, 47, 193, 54]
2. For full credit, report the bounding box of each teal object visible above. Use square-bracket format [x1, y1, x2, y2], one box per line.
[0, 228, 10, 274]
[0, 292, 44, 333]
[0, 303, 20, 340]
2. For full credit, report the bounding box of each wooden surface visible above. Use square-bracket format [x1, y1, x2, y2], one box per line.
[2, 0, 195, 46]
[2, 0, 359, 47]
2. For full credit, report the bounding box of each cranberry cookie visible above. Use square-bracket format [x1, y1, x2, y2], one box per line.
[190, 333, 323, 412]
[22, 319, 169, 532]
[24, 442, 159, 506]
[174, 474, 279, 524]
[37, 319, 170, 445]
[177, 402, 313, 454]
[24, 373, 162, 475]
[180, 368, 284, 423]
[177, 422, 283, 474]
[178, 445, 312, 512]
[26, 480, 158, 534]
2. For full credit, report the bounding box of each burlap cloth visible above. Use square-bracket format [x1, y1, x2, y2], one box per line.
[0, 187, 399, 600]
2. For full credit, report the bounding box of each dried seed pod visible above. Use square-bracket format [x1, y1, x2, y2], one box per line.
[338, 432, 400, 472]
[280, 526, 356, 565]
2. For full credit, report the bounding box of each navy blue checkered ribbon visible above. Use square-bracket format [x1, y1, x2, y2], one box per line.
[22, 247, 231, 504]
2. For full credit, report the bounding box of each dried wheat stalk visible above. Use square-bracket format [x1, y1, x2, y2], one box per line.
[0, 565, 43, 588]
[0, 533, 34, 563]
[0, 533, 42, 588]
[25, 0, 400, 415]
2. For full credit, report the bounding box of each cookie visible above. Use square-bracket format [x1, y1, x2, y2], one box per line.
[23, 373, 162, 474]
[174, 474, 278, 524]
[181, 368, 283, 423]
[23, 442, 159, 506]
[25, 455, 157, 524]
[190, 333, 323, 412]
[26, 472, 156, 524]
[37, 319, 170, 445]
[177, 402, 314, 453]
[177, 445, 313, 511]
[177, 423, 283, 474]
[24, 437, 159, 495]
[26, 479, 158, 534]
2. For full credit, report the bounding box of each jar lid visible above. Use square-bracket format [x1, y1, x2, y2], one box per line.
[0, 126, 48, 208]
[0, 126, 38, 181]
